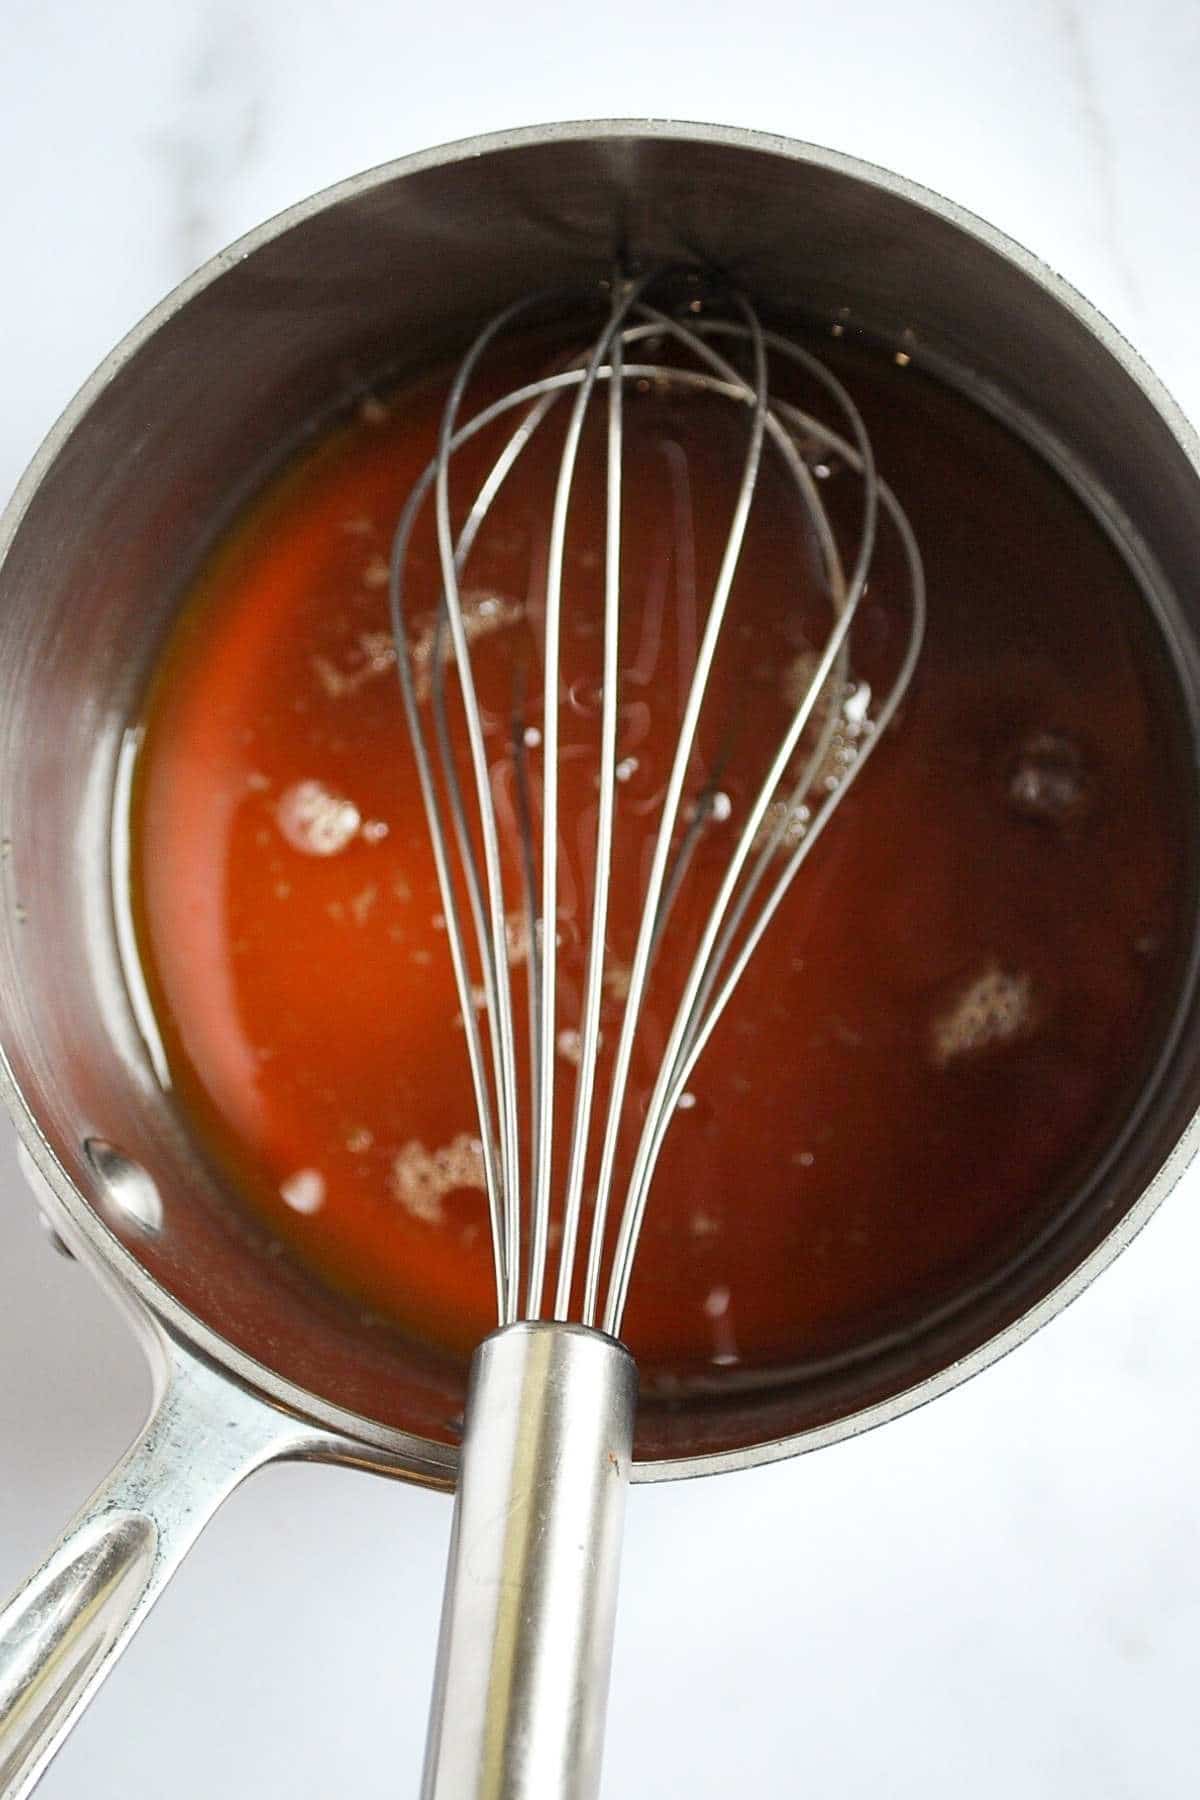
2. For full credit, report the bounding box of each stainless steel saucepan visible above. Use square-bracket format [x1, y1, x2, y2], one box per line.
[1, 120, 1198, 1800]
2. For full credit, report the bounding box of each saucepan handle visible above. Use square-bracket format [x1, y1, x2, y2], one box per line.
[0, 1329, 308, 1800]
[422, 1321, 637, 1800]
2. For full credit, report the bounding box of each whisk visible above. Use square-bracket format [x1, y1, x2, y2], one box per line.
[388, 272, 925, 1800]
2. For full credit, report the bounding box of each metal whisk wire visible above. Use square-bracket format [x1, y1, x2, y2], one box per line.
[388, 275, 926, 1338]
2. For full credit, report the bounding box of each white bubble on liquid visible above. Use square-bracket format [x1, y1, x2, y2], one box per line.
[434, 591, 524, 694]
[276, 780, 361, 856]
[315, 593, 521, 707]
[391, 1134, 486, 1226]
[615, 756, 639, 783]
[470, 592, 508, 624]
[350, 885, 378, 926]
[505, 912, 532, 967]
[311, 632, 396, 700]
[1005, 731, 1091, 825]
[704, 1285, 731, 1318]
[754, 797, 811, 855]
[843, 682, 872, 732]
[930, 962, 1037, 1067]
[603, 960, 632, 1003]
[280, 1168, 325, 1215]
[557, 1028, 583, 1066]
[700, 1273, 738, 1361]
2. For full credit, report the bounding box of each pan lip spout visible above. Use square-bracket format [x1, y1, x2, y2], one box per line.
[3, 118, 1200, 1485]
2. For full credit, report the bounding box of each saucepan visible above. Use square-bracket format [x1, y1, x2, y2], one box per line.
[1, 120, 1199, 1799]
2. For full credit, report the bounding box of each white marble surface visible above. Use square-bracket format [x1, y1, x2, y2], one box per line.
[3, 2, 1200, 1795]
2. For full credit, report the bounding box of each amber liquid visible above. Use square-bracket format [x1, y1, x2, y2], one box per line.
[130, 328, 1189, 1391]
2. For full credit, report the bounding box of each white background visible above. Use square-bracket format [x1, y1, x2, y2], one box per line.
[3, 2, 1200, 1794]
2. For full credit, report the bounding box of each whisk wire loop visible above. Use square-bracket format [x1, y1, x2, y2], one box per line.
[389, 277, 925, 1337]
[530, 276, 655, 1319]
[580, 294, 770, 1326]
[553, 313, 626, 1320]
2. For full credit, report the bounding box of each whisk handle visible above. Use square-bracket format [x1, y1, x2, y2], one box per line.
[421, 1321, 637, 1800]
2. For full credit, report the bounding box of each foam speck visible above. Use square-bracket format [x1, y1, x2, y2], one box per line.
[280, 1168, 325, 1214]
[1006, 731, 1091, 825]
[391, 1134, 486, 1224]
[930, 962, 1037, 1066]
[276, 780, 361, 856]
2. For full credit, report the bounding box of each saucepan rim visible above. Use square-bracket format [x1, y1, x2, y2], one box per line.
[2, 116, 1199, 1484]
